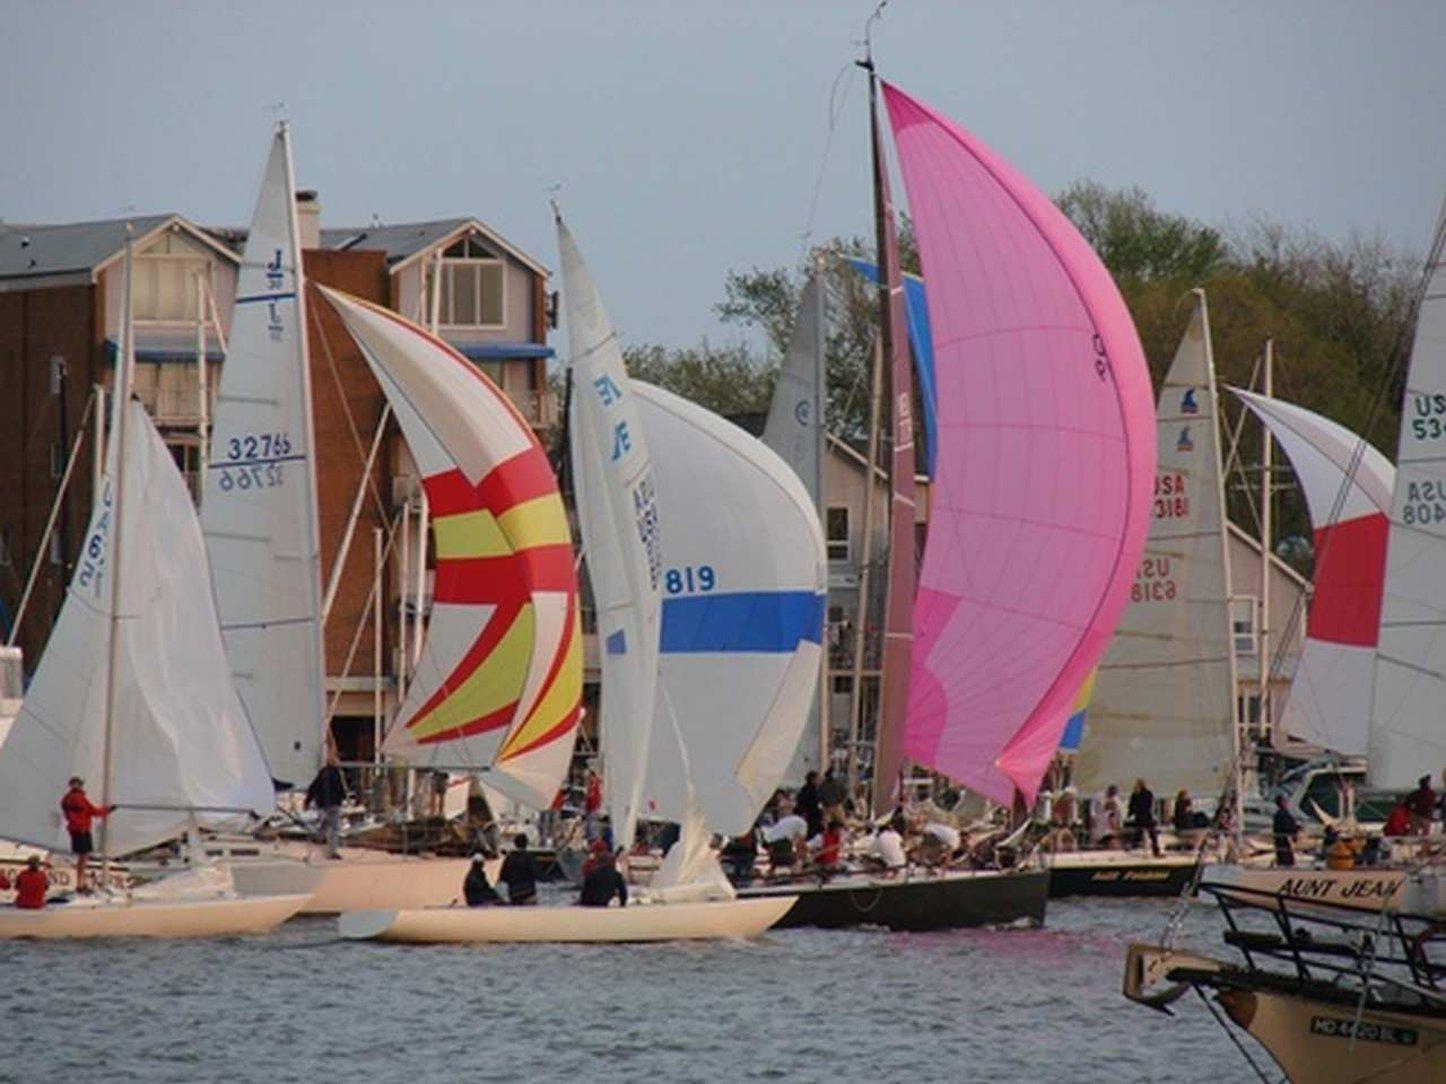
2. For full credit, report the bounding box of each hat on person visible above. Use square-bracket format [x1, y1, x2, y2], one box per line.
[469, 852, 487, 863]
[68, 776, 83, 786]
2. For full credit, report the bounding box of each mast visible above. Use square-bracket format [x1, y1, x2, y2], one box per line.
[864, 58, 917, 817]
[1259, 337, 1274, 750]
[99, 229, 136, 874]
[811, 251, 830, 774]
[845, 336, 883, 794]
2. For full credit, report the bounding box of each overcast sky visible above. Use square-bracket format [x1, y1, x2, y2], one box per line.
[3, 1, 1443, 349]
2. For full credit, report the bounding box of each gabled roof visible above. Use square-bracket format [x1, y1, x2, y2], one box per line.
[0, 214, 237, 284]
[320, 217, 549, 278]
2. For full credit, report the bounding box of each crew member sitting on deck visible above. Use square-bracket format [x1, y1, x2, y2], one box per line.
[463, 853, 501, 906]
[13, 856, 48, 909]
[61, 776, 112, 892]
[722, 830, 758, 885]
[915, 821, 962, 867]
[499, 833, 540, 905]
[871, 822, 907, 872]
[762, 813, 808, 873]
[809, 818, 845, 870]
[578, 850, 628, 908]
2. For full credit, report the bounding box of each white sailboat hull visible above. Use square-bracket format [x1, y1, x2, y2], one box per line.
[231, 850, 473, 914]
[338, 895, 796, 944]
[0, 892, 308, 939]
[1203, 863, 1440, 914]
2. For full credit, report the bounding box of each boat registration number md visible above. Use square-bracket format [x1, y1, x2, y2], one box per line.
[1309, 1017, 1418, 1046]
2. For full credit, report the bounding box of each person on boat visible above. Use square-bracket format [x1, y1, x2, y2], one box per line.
[463, 853, 501, 906]
[1272, 796, 1299, 867]
[1094, 785, 1123, 849]
[583, 767, 603, 843]
[578, 849, 628, 908]
[499, 833, 540, 905]
[60, 776, 112, 891]
[819, 769, 848, 825]
[871, 821, 907, 872]
[1127, 779, 1162, 857]
[1406, 775, 1437, 836]
[916, 821, 962, 867]
[809, 818, 845, 870]
[304, 754, 348, 859]
[797, 771, 823, 838]
[1384, 800, 1413, 838]
[762, 813, 808, 873]
[721, 829, 758, 885]
[13, 856, 48, 909]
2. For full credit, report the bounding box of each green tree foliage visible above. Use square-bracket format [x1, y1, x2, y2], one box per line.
[620, 341, 776, 416]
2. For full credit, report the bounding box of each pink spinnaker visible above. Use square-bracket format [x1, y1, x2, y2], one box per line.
[883, 82, 1155, 805]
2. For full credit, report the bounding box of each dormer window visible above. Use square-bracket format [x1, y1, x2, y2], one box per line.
[438, 235, 504, 328]
[132, 233, 206, 323]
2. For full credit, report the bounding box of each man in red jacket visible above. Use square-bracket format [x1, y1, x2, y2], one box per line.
[13, 856, 48, 909]
[60, 777, 111, 892]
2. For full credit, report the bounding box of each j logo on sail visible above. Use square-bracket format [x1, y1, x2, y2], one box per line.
[1180, 388, 1199, 415]
[1177, 427, 1194, 453]
[265, 248, 284, 290]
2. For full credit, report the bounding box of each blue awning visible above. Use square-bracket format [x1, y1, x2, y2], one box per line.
[103, 339, 224, 365]
[454, 342, 554, 361]
[846, 258, 937, 475]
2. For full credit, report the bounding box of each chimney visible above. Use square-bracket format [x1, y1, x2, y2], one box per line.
[295, 189, 320, 250]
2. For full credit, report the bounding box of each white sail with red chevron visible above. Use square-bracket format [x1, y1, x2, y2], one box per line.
[319, 288, 583, 809]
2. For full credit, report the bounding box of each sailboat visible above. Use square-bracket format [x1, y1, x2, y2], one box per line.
[0, 234, 308, 938]
[196, 124, 472, 913]
[339, 215, 795, 942]
[1049, 292, 1236, 897]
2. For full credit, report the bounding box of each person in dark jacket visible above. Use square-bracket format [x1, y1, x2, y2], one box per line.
[1127, 779, 1161, 857]
[796, 771, 823, 838]
[1273, 796, 1300, 867]
[463, 853, 501, 906]
[578, 850, 628, 908]
[304, 755, 348, 859]
[818, 769, 848, 824]
[499, 833, 539, 905]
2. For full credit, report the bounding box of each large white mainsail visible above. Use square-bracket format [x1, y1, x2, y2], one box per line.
[762, 267, 828, 783]
[319, 288, 584, 809]
[637, 381, 827, 836]
[1076, 292, 1237, 797]
[558, 214, 663, 850]
[1233, 390, 1392, 756]
[0, 259, 273, 855]
[1369, 205, 1446, 789]
[201, 123, 326, 788]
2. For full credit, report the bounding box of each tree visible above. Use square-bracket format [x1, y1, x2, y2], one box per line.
[619, 341, 777, 417]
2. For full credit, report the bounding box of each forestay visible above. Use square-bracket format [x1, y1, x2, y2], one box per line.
[558, 217, 663, 850]
[883, 81, 1155, 805]
[1370, 206, 1446, 789]
[636, 381, 827, 836]
[201, 123, 326, 789]
[1234, 390, 1392, 757]
[1076, 294, 1236, 797]
[320, 289, 582, 809]
[0, 403, 274, 855]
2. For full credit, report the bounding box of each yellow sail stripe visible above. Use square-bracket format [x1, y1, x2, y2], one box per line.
[432, 508, 510, 560]
[406, 604, 534, 742]
[498, 610, 583, 762]
[497, 494, 570, 550]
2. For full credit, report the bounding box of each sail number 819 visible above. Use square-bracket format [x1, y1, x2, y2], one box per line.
[665, 565, 716, 595]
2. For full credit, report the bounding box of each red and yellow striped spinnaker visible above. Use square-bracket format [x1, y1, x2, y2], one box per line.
[318, 287, 582, 809]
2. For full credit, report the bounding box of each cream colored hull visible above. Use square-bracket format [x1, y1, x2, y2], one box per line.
[1222, 987, 1446, 1083]
[338, 896, 796, 944]
[0, 892, 308, 939]
[230, 851, 474, 915]
[1203, 864, 1419, 912]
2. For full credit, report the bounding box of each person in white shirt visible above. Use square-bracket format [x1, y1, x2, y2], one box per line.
[872, 826, 907, 870]
[763, 813, 808, 872]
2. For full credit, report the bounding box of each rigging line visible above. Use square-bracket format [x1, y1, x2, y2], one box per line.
[1192, 985, 1278, 1084]
[795, 61, 860, 269]
[306, 288, 389, 521]
[324, 502, 406, 730]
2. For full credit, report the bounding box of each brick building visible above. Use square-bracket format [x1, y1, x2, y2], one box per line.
[0, 200, 559, 760]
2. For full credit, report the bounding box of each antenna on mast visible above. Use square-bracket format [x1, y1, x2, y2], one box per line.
[860, 0, 888, 70]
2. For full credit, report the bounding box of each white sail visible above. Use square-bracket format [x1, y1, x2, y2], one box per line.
[558, 216, 663, 850]
[0, 402, 275, 855]
[1077, 292, 1237, 797]
[319, 288, 583, 810]
[202, 123, 326, 788]
[762, 268, 827, 784]
[1370, 207, 1446, 788]
[635, 381, 827, 836]
[1233, 390, 1392, 756]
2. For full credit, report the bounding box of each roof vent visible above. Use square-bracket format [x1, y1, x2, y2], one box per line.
[295, 190, 321, 250]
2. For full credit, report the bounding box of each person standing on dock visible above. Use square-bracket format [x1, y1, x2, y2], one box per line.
[304, 754, 348, 859]
[60, 777, 111, 891]
[1127, 779, 1162, 857]
[499, 833, 540, 905]
[1272, 796, 1300, 867]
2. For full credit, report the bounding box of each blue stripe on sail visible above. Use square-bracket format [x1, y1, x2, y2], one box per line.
[209, 453, 308, 470]
[606, 629, 627, 655]
[660, 591, 825, 654]
[235, 291, 297, 304]
[1057, 708, 1087, 753]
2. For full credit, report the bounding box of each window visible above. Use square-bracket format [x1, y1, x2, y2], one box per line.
[826, 506, 850, 562]
[132, 234, 205, 322]
[1231, 596, 1257, 658]
[832, 675, 853, 695]
[166, 439, 202, 504]
[439, 236, 505, 328]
